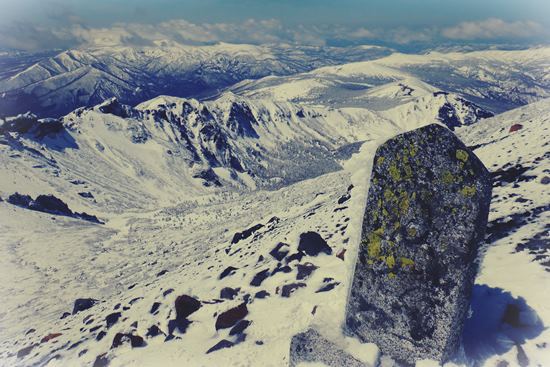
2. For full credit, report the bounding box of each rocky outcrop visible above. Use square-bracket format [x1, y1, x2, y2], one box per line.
[346, 124, 492, 364]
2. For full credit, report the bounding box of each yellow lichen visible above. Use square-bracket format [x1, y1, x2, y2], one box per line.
[456, 149, 469, 163]
[377, 156, 385, 166]
[386, 254, 395, 269]
[400, 257, 415, 269]
[407, 227, 417, 237]
[388, 272, 396, 279]
[389, 163, 401, 181]
[442, 170, 454, 185]
[460, 185, 477, 197]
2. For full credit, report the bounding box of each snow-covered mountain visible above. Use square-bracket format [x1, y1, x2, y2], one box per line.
[0, 43, 392, 117]
[230, 47, 550, 113]
[0, 93, 548, 366]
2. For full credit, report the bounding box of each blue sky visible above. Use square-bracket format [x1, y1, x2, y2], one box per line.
[0, 0, 549, 50]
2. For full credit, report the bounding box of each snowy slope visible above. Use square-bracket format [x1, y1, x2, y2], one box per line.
[0, 96, 549, 367]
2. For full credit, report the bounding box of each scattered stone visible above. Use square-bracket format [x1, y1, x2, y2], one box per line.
[175, 295, 202, 319]
[105, 312, 121, 328]
[254, 290, 270, 299]
[96, 331, 107, 341]
[289, 328, 367, 367]
[150, 302, 161, 314]
[146, 325, 165, 338]
[231, 223, 264, 244]
[220, 287, 239, 300]
[250, 269, 270, 286]
[281, 283, 306, 297]
[215, 303, 248, 330]
[298, 232, 332, 256]
[206, 339, 234, 354]
[541, 176, 550, 185]
[316, 282, 340, 293]
[346, 124, 492, 365]
[60, 312, 71, 319]
[73, 298, 98, 315]
[516, 344, 530, 367]
[78, 192, 94, 198]
[285, 251, 305, 263]
[338, 193, 351, 204]
[229, 319, 251, 335]
[269, 242, 290, 261]
[163, 288, 174, 297]
[509, 124, 523, 133]
[17, 344, 36, 359]
[336, 248, 346, 261]
[111, 333, 146, 349]
[156, 270, 168, 277]
[93, 353, 109, 367]
[272, 263, 292, 275]
[219, 266, 238, 280]
[41, 333, 62, 343]
[296, 262, 318, 280]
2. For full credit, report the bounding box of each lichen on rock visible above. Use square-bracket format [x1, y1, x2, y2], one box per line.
[346, 124, 492, 365]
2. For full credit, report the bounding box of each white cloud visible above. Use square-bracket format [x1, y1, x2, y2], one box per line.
[442, 18, 545, 40]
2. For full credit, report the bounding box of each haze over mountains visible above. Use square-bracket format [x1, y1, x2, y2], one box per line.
[0, 41, 549, 367]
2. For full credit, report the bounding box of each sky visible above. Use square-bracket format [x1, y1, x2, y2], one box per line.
[0, 0, 549, 51]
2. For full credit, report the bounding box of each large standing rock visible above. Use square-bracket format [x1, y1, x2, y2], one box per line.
[346, 124, 492, 365]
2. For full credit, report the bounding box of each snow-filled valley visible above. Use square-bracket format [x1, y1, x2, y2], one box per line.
[0, 45, 549, 367]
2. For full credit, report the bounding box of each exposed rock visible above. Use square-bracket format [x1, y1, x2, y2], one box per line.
[16, 344, 36, 359]
[220, 287, 239, 300]
[346, 124, 492, 365]
[150, 302, 161, 314]
[146, 325, 165, 338]
[298, 232, 332, 256]
[509, 124, 523, 133]
[281, 283, 306, 298]
[229, 319, 251, 335]
[105, 312, 121, 328]
[232, 223, 264, 244]
[215, 303, 248, 330]
[93, 353, 109, 367]
[206, 339, 234, 354]
[289, 328, 367, 367]
[219, 266, 238, 279]
[254, 290, 270, 299]
[336, 248, 346, 261]
[111, 333, 146, 348]
[269, 242, 290, 261]
[41, 333, 62, 343]
[72, 298, 98, 315]
[296, 262, 318, 280]
[175, 295, 202, 319]
[250, 269, 270, 286]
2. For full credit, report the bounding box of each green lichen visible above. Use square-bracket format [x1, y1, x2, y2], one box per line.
[389, 163, 401, 181]
[399, 191, 410, 214]
[365, 228, 384, 259]
[377, 156, 385, 166]
[388, 272, 396, 279]
[407, 227, 417, 237]
[442, 170, 454, 185]
[460, 185, 477, 197]
[386, 254, 395, 269]
[456, 149, 469, 163]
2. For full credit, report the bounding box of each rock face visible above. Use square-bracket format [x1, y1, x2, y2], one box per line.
[346, 124, 492, 365]
[289, 329, 368, 367]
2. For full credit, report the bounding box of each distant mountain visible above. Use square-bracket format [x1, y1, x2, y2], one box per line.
[230, 47, 550, 113]
[0, 43, 392, 118]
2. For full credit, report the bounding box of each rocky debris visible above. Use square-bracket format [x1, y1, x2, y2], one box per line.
[338, 193, 351, 204]
[509, 124, 523, 133]
[175, 295, 202, 319]
[219, 266, 238, 279]
[111, 333, 146, 349]
[285, 252, 305, 263]
[230, 320, 251, 336]
[105, 312, 121, 328]
[254, 290, 270, 299]
[231, 223, 264, 244]
[289, 329, 367, 367]
[269, 242, 290, 261]
[336, 248, 346, 261]
[296, 263, 318, 280]
[281, 283, 306, 298]
[146, 325, 165, 338]
[220, 287, 239, 300]
[298, 232, 332, 256]
[250, 269, 270, 286]
[215, 303, 248, 330]
[16, 344, 36, 359]
[93, 353, 109, 367]
[78, 191, 94, 198]
[150, 302, 161, 314]
[346, 124, 492, 365]
[41, 333, 62, 343]
[206, 339, 234, 354]
[7, 193, 102, 223]
[72, 298, 98, 315]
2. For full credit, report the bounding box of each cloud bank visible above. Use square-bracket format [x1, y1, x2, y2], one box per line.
[0, 17, 547, 51]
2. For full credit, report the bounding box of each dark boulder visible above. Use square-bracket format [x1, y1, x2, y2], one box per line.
[250, 268, 270, 287]
[298, 232, 332, 256]
[220, 287, 239, 300]
[111, 333, 146, 348]
[345, 124, 492, 365]
[175, 295, 201, 320]
[105, 312, 121, 328]
[7, 193, 32, 208]
[215, 303, 248, 330]
[281, 283, 306, 298]
[269, 242, 290, 261]
[229, 319, 251, 335]
[232, 223, 264, 244]
[206, 339, 234, 354]
[72, 298, 98, 315]
[219, 266, 238, 280]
